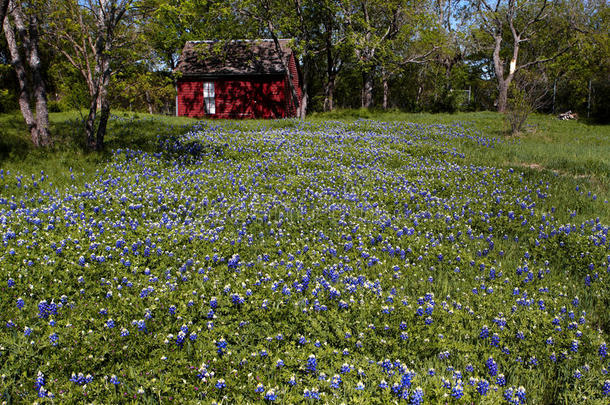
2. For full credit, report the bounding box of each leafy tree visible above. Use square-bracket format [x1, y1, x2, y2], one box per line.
[237, 0, 314, 117]
[48, 0, 137, 151]
[139, 0, 252, 70]
[312, 0, 349, 111]
[338, 0, 436, 109]
[467, 0, 573, 112]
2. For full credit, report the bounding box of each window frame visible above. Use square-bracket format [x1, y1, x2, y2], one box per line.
[203, 81, 215, 114]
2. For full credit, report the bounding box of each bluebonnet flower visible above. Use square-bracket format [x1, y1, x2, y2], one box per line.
[330, 374, 341, 389]
[264, 389, 277, 401]
[70, 372, 93, 385]
[16, 297, 24, 309]
[496, 374, 506, 386]
[486, 356, 498, 376]
[409, 387, 424, 404]
[600, 342, 607, 358]
[516, 386, 526, 403]
[109, 375, 121, 385]
[477, 379, 489, 396]
[255, 383, 265, 393]
[35, 371, 45, 390]
[197, 365, 210, 381]
[303, 387, 320, 400]
[451, 383, 464, 399]
[216, 338, 228, 356]
[603, 380, 610, 397]
[480, 325, 489, 339]
[307, 354, 317, 373]
[215, 379, 226, 389]
[49, 332, 58, 346]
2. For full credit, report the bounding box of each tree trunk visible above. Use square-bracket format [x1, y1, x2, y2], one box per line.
[382, 67, 389, 110]
[96, 96, 110, 150]
[86, 3, 114, 151]
[362, 70, 373, 109]
[85, 93, 99, 150]
[267, 32, 301, 118]
[25, 12, 51, 146]
[145, 91, 154, 114]
[10, 0, 52, 146]
[3, 14, 39, 145]
[324, 72, 336, 112]
[298, 56, 308, 118]
[492, 33, 518, 113]
[497, 78, 510, 113]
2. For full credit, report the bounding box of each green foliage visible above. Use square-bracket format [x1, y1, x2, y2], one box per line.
[0, 89, 15, 113]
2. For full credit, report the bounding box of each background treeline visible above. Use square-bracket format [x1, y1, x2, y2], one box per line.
[1, 1, 609, 148]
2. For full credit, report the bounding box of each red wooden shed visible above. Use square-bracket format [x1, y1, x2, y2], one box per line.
[174, 39, 302, 119]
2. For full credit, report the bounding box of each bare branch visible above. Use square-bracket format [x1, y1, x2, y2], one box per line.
[398, 46, 440, 67]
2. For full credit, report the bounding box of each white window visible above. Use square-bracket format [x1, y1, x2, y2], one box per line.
[203, 82, 215, 114]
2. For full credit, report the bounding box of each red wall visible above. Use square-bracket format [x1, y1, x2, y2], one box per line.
[216, 78, 287, 119]
[177, 81, 204, 117]
[177, 75, 295, 119]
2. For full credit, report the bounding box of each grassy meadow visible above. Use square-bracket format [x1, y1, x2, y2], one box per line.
[0, 110, 609, 403]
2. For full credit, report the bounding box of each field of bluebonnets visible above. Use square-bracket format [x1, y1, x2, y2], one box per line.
[1, 116, 609, 403]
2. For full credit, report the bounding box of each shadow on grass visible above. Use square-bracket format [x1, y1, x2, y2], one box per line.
[0, 114, 33, 162]
[0, 112, 202, 162]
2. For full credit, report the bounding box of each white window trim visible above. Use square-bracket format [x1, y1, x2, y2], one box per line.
[203, 82, 215, 114]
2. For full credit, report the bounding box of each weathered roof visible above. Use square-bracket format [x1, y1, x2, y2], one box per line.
[174, 39, 295, 77]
